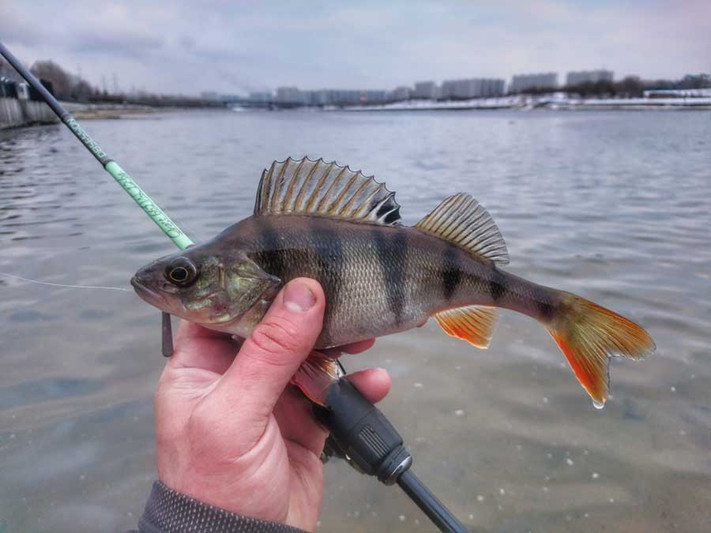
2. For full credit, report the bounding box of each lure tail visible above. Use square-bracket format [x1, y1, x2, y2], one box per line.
[545, 292, 655, 406]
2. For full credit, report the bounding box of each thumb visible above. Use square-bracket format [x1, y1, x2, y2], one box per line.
[212, 278, 325, 419]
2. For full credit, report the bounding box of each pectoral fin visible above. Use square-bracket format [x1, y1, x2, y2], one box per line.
[291, 351, 344, 406]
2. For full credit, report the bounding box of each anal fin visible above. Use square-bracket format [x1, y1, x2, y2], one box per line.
[433, 305, 498, 348]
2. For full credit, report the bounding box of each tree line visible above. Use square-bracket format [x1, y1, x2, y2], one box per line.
[1, 57, 224, 108]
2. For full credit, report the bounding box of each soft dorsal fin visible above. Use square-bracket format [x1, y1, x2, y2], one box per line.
[254, 157, 402, 226]
[416, 193, 509, 265]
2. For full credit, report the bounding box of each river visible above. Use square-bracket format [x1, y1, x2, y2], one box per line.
[1, 109, 709, 532]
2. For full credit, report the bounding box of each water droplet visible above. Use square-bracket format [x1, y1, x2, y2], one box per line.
[592, 472, 599, 479]
[566, 458, 574, 466]
[592, 400, 605, 410]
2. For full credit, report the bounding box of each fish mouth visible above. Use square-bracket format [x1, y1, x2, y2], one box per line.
[130, 275, 166, 306]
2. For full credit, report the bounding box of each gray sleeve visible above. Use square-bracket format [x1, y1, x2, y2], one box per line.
[135, 481, 308, 533]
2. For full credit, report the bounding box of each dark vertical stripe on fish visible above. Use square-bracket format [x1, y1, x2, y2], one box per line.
[253, 217, 287, 281]
[310, 220, 343, 334]
[440, 242, 462, 302]
[533, 287, 556, 321]
[373, 227, 406, 325]
[488, 266, 508, 302]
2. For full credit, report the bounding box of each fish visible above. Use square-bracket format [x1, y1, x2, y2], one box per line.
[132, 157, 655, 407]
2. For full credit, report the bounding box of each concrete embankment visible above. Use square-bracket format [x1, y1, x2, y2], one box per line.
[0, 97, 58, 129]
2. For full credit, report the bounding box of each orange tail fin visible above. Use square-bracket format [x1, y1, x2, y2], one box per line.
[545, 293, 655, 406]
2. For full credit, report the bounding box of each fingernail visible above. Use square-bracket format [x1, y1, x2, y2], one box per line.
[283, 281, 316, 312]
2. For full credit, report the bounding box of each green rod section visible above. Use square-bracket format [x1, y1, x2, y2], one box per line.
[0, 40, 193, 251]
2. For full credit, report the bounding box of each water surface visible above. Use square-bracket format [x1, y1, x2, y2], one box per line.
[1, 109, 709, 532]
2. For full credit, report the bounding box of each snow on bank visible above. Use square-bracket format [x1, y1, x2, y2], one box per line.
[340, 95, 711, 112]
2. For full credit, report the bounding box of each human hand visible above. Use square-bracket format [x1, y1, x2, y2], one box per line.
[153, 278, 391, 532]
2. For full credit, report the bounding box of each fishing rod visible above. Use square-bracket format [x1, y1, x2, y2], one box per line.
[0, 40, 469, 533]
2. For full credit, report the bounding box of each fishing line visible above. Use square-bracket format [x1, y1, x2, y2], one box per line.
[0, 272, 132, 292]
[0, 40, 467, 532]
[0, 40, 187, 357]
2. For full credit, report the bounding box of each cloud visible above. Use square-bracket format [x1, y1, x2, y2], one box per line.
[1, 0, 708, 95]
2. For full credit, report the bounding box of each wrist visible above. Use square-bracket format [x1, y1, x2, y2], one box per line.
[139, 481, 309, 533]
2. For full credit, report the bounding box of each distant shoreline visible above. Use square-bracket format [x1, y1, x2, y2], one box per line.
[61, 102, 159, 120]
[338, 95, 711, 112]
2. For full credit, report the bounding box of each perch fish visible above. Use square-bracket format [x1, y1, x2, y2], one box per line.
[132, 157, 655, 406]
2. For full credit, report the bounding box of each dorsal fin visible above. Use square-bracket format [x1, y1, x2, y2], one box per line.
[254, 157, 402, 226]
[416, 193, 509, 265]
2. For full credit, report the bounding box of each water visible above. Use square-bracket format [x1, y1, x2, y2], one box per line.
[1, 109, 709, 532]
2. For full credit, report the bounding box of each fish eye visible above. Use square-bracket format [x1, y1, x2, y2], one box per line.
[165, 258, 198, 287]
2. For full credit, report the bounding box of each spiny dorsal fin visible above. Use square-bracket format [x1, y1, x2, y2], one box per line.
[254, 157, 402, 226]
[416, 193, 509, 265]
[433, 305, 498, 349]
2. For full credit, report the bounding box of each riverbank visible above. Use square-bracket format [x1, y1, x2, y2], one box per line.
[1, 100, 227, 129]
[342, 94, 711, 112]
[0, 100, 155, 129]
[61, 102, 156, 120]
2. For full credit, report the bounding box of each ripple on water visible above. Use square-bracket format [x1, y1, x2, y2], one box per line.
[2, 111, 710, 533]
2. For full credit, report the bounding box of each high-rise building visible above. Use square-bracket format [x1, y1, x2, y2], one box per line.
[308, 90, 329, 106]
[566, 70, 614, 86]
[249, 91, 273, 103]
[391, 86, 412, 101]
[509, 73, 558, 93]
[276, 87, 308, 105]
[413, 81, 438, 99]
[440, 78, 505, 99]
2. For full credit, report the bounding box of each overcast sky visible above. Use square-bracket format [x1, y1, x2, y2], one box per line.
[2, 0, 709, 95]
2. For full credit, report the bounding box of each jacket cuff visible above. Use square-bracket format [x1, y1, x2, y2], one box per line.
[138, 481, 308, 533]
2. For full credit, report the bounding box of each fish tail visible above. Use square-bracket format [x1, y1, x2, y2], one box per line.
[544, 291, 655, 406]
